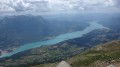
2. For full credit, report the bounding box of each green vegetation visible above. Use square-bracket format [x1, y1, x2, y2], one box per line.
[68, 40, 120, 67]
[33, 40, 120, 67]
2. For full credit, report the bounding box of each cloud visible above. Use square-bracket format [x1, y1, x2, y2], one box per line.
[0, 0, 120, 13]
[0, 0, 32, 12]
[0, 0, 15, 12]
[47, 0, 118, 11]
[8, 0, 31, 11]
[114, 0, 120, 7]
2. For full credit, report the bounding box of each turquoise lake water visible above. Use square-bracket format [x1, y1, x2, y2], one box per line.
[0, 21, 106, 58]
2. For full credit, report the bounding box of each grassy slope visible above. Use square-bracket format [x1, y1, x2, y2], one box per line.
[68, 40, 120, 67]
[34, 40, 120, 67]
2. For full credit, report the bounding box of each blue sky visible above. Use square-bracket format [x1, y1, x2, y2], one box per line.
[0, 0, 120, 14]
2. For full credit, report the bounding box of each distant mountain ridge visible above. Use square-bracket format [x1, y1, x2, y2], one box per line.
[0, 15, 89, 55]
[0, 15, 50, 50]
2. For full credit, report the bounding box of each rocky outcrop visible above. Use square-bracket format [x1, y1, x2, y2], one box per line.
[106, 64, 116, 67]
[56, 61, 71, 67]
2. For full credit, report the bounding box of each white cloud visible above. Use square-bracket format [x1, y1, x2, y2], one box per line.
[47, 0, 117, 11]
[0, 0, 119, 13]
[0, 0, 32, 12]
[8, 0, 31, 11]
[0, 0, 15, 12]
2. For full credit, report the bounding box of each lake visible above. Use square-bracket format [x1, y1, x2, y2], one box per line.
[0, 21, 107, 58]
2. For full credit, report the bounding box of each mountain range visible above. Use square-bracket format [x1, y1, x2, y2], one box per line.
[0, 13, 120, 67]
